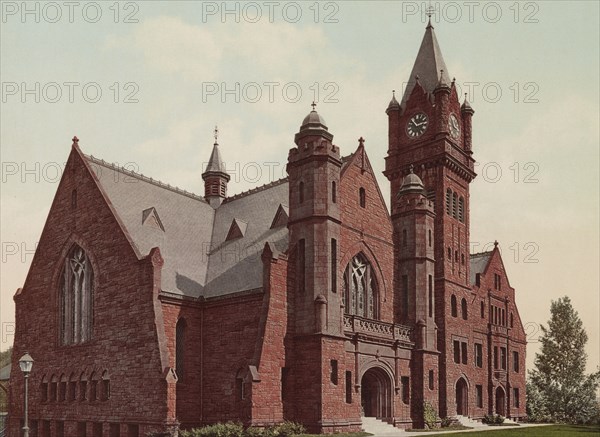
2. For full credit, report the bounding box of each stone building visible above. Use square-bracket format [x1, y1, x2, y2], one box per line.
[8, 22, 527, 436]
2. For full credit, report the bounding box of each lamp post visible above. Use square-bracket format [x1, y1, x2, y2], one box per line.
[18, 353, 34, 437]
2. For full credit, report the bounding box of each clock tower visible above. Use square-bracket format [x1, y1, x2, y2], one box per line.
[384, 21, 477, 417]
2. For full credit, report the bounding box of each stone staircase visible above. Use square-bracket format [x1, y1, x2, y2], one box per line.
[361, 417, 404, 435]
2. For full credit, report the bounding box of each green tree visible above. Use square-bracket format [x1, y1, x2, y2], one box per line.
[527, 296, 600, 424]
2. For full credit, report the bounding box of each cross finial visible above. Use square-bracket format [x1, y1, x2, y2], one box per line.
[72, 136, 79, 145]
[311, 101, 317, 111]
[358, 137, 365, 147]
[494, 240, 499, 247]
[214, 125, 219, 144]
[426, 0, 435, 27]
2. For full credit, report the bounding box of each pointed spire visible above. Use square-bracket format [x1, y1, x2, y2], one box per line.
[461, 93, 474, 114]
[386, 90, 401, 113]
[400, 22, 450, 108]
[203, 125, 230, 177]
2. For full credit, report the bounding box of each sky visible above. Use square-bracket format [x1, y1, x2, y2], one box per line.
[1, 1, 599, 375]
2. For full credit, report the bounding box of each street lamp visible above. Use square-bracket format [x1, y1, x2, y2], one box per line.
[18, 353, 34, 437]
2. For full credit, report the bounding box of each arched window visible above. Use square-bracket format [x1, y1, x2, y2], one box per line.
[461, 298, 468, 320]
[343, 253, 378, 319]
[79, 373, 88, 401]
[332, 181, 337, 203]
[101, 370, 110, 401]
[176, 318, 186, 382]
[50, 375, 58, 401]
[59, 244, 94, 345]
[299, 182, 305, 204]
[68, 373, 77, 401]
[428, 229, 432, 247]
[59, 374, 67, 401]
[90, 372, 98, 401]
[41, 375, 48, 402]
[359, 187, 366, 208]
[452, 192, 458, 218]
[451, 295, 457, 317]
[445, 189, 452, 215]
[458, 197, 464, 222]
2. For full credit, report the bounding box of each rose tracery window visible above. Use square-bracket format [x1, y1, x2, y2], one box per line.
[343, 254, 378, 319]
[59, 244, 94, 345]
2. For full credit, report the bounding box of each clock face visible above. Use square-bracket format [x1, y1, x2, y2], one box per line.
[448, 114, 460, 139]
[407, 113, 428, 138]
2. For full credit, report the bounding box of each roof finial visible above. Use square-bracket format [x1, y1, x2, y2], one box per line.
[426, 0, 434, 28]
[358, 137, 365, 147]
[214, 125, 219, 145]
[409, 164, 414, 174]
[494, 240, 499, 247]
[392, 89, 396, 97]
[72, 136, 79, 145]
[311, 101, 317, 111]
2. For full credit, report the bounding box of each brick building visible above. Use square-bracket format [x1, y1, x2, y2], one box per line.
[8, 23, 526, 436]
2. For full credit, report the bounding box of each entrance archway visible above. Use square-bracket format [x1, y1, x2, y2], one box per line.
[456, 378, 468, 416]
[361, 367, 392, 419]
[495, 387, 506, 416]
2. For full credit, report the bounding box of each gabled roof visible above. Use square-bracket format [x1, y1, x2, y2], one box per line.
[401, 23, 451, 109]
[270, 204, 289, 229]
[204, 178, 289, 298]
[470, 251, 492, 285]
[87, 155, 215, 298]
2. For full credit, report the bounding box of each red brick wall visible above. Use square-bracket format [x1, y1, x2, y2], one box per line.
[339, 147, 394, 323]
[9, 147, 173, 436]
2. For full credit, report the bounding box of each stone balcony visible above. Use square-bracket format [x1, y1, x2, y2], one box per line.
[343, 314, 413, 345]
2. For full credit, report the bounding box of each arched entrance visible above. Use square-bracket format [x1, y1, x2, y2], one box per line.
[495, 387, 506, 416]
[361, 367, 392, 419]
[456, 378, 468, 416]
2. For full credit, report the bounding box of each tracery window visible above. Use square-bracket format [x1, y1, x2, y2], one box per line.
[343, 254, 378, 319]
[59, 245, 94, 345]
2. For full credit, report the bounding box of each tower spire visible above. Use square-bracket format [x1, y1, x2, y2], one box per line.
[400, 18, 450, 109]
[202, 126, 230, 208]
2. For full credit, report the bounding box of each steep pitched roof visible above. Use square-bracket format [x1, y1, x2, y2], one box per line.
[401, 23, 451, 109]
[204, 142, 227, 174]
[87, 155, 215, 298]
[470, 251, 492, 285]
[204, 178, 289, 298]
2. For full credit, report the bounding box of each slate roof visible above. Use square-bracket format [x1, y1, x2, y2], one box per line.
[470, 251, 493, 285]
[86, 154, 289, 299]
[401, 23, 451, 109]
[204, 142, 227, 174]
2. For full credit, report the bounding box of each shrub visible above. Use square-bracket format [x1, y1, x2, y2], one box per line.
[180, 422, 244, 437]
[422, 401, 438, 429]
[482, 414, 505, 425]
[181, 421, 305, 437]
[269, 422, 306, 437]
[440, 417, 453, 428]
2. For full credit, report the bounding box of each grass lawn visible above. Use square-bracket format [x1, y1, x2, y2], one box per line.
[427, 424, 600, 436]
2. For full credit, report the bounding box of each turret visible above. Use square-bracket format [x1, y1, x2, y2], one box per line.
[461, 93, 475, 153]
[287, 103, 342, 336]
[202, 126, 230, 209]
